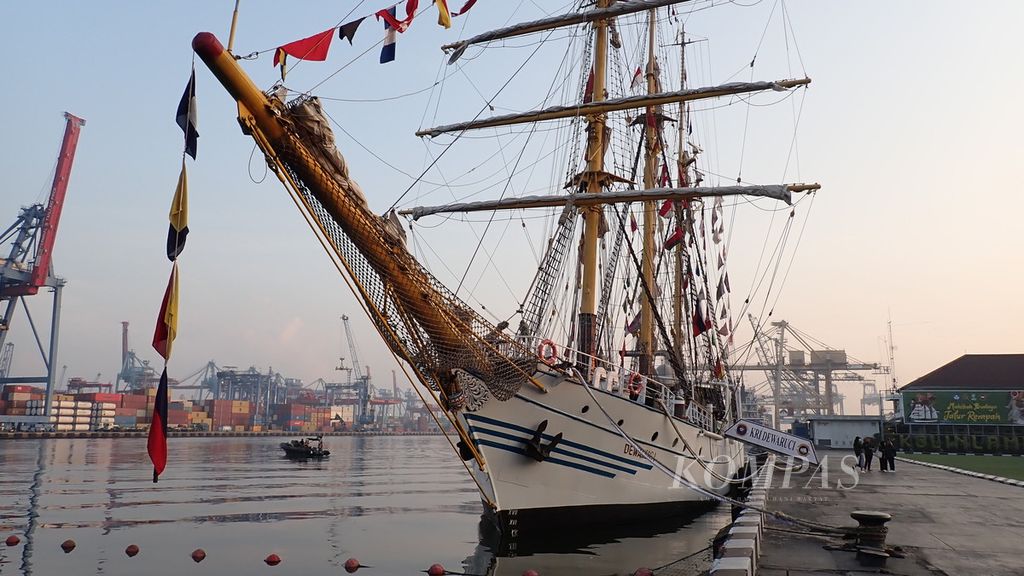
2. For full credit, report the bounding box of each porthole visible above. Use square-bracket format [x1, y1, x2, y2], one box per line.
[617, 419, 624, 427]
[672, 438, 679, 447]
[581, 405, 590, 413]
[651, 431, 659, 442]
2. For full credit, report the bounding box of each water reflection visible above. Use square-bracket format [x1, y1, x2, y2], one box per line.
[464, 506, 726, 576]
[0, 437, 724, 576]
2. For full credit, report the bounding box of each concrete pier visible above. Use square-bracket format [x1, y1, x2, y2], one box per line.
[758, 449, 1024, 576]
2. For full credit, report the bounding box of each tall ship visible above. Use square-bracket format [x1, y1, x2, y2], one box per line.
[192, 0, 816, 530]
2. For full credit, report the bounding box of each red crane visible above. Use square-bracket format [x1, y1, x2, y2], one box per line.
[0, 113, 86, 299]
[0, 113, 85, 397]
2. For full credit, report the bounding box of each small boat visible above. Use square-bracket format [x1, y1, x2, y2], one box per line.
[280, 436, 330, 459]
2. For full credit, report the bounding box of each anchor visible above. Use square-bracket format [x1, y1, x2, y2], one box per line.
[524, 419, 563, 462]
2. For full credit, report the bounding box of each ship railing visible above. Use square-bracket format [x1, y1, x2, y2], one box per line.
[523, 337, 687, 416]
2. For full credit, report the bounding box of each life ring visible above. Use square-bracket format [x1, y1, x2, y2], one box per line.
[537, 339, 559, 366]
[626, 373, 643, 397]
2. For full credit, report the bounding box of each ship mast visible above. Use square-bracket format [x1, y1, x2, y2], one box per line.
[672, 27, 688, 374]
[577, 0, 612, 368]
[639, 10, 659, 377]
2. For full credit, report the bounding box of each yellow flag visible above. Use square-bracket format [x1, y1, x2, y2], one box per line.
[167, 160, 189, 261]
[437, 0, 452, 29]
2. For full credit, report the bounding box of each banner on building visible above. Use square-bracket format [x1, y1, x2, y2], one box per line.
[902, 390, 1024, 425]
[723, 419, 818, 464]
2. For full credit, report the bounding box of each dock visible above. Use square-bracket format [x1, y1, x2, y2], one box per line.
[755, 449, 1024, 576]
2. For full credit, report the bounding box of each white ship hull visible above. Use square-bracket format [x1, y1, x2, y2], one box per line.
[456, 367, 746, 528]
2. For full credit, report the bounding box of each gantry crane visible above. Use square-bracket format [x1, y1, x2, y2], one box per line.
[732, 316, 888, 426]
[0, 113, 85, 418]
[325, 315, 374, 428]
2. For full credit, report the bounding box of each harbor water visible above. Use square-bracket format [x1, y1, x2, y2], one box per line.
[0, 436, 727, 575]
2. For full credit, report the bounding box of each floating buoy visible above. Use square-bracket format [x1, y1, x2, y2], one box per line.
[60, 539, 76, 553]
[522, 570, 540, 576]
[264, 553, 281, 566]
[125, 544, 140, 557]
[191, 548, 207, 563]
[633, 568, 654, 576]
[427, 563, 446, 576]
[344, 558, 362, 573]
[5, 535, 20, 547]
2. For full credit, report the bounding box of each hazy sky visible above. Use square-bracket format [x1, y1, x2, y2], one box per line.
[1, 1, 1021, 413]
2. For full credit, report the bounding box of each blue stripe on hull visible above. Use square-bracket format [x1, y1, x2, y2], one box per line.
[470, 425, 639, 475]
[465, 413, 653, 470]
[474, 439, 616, 479]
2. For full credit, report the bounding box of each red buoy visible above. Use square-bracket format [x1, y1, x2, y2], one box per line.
[427, 563, 446, 576]
[125, 544, 140, 557]
[633, 569, 654, 576]
[191, 548, 207, 563]
[522, 570, 540, 576]
[344, 558, 362, 573]
[60, 539, 76, 553]
[5, 535, 20, 547]
[264, 553, 281, 566]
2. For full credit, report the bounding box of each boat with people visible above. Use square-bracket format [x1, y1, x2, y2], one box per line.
[280, 436, 331, 459]
[191, 0, 818, 532]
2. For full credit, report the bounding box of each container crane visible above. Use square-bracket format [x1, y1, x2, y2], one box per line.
[0, 112, 85, 418]
[340, 314, 374, 428]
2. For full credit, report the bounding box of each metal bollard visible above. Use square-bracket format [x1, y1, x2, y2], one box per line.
[850, 510, 891, 567]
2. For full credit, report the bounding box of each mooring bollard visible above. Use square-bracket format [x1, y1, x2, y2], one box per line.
[850, 510, 891, 567]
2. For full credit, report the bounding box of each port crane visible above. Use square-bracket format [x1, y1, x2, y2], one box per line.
[324, 315, 375, 428]
[732, 316, 888, 426]
[0, 113, 85, 418]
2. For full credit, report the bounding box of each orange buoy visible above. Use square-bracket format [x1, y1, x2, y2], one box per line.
[427, 563, 446, 576]
[60, 539, 76, 553]
[5, 535, 20, 547]
[125, 544, 140, 557]
[264, 553, 281, 566]
[633, 569, 654, 576]
[344, 558, 362, 573]
[191, 548, 207, 563]
[522, 570, 540, 576]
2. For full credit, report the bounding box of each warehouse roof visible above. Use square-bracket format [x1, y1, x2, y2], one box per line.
[900, 354, 1024, 391]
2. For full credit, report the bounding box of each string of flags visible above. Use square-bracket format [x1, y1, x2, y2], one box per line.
[148, 65, 198, 483]
[270, 0, 478, 76]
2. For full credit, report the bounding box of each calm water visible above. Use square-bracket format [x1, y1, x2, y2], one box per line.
[0, 436, 726, 575]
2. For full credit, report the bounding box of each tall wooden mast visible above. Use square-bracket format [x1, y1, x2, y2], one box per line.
[576, 0, 611, 367]
[673, 27, 689, 371]
[639, 10, 659, 377]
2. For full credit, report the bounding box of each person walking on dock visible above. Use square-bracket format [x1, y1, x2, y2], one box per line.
[880, 439, 896, 472]
[863, 437, 875, 472]
[853, 436, 864, 471]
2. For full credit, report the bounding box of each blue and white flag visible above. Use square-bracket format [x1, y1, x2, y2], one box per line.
[380, 6, 397, 63]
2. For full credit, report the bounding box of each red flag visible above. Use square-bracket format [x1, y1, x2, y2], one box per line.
[147, 367, 170, 482]
[152, 264, 179, 360]
[583, 68, 595, 103]
[692, 308, 708, 337]
[376, 0, 419, 32]
[664, 228, 684, 250]
[451, 0, 477, 17]
[631, 67, 643, 91]
[625, 313, 641, 335]
[629, 212, 638, 233]
[658, 199, 673, 217]
[273, 28, 335, 66]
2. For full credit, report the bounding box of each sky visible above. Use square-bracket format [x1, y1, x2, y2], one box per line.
[1, 1, 1022, 414]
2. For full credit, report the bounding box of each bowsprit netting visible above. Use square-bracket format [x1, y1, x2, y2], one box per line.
[272, 95, 536, 406]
